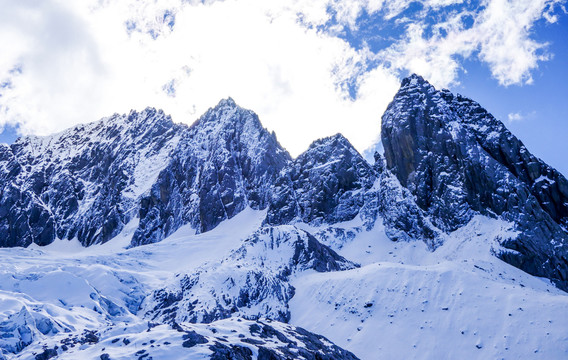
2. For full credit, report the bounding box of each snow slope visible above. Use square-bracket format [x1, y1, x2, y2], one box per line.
[0, 209, 267, 358]
[290, 216, 568, 359]
[1, 208, 567, 359]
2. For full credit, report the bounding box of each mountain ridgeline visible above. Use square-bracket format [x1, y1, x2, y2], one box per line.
[382, 75, 568, 289]
[0, 76, 567, 291]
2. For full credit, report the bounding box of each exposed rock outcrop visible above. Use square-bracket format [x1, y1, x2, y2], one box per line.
[381, 74, 568, 289]
[132, 98, 291, 246]
[143, 225, 357, 324]
[266, 134, 376, 227]
[0, 108, 182, 247]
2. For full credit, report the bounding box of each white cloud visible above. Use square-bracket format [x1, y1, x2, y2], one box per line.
[474, 0, 558, 86]
[0, 0, 404, 156]
[375, 0, 565, 88]
[507, 111, 537, 124]
[0, 0, 105, 133]
[507, 112, 524, 123]
[0, 0, 564, 157]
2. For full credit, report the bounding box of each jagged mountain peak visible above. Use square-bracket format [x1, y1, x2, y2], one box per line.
[132, 99, 290, 246]
[400, 73, 429, 87]
[265, 132, 376, 227]
[201, 96, 239, 116]
[20, 106, 171, 140]
[389, 74, 507, 139]
[10, 107, 176, 165]
[396, 73, 444, 99]
[193, 97, 256, 128]
[381, 75, 568, 290]
[308, 133, 355, 156]
[121, 107, 174, 129]
[185, 97, 288, 162]
[215, 96, 237, 107]
[308, 132, 349, 147]
[0, 107, 183, 247]
[300, 133, 362, 164]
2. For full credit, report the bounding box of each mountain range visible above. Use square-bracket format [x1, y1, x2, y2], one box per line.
[0, 75, 567, 359]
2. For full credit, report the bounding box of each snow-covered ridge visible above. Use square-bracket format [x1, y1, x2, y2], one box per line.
[131, 97, 292, 246]
[382, 73, 568, 291]
[143, 224, 357, 325]
[0, 107, 184, 247]
[0, 98, 292, 248]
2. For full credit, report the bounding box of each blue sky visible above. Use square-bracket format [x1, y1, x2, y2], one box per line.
[454, 12, 568, 175]
[0, 0, 567, 173]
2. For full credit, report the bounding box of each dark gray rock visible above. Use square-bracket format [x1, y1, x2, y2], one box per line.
[0, 108, 182, 247]
[132, 98, 291, 246]
[181, 331, 208, 348]
[266, 134, 375, 226]
[382, 74, 568, 290]
[34, 347, 58, 360]
[372, 152, 444, 249]
[209, 342, 253, 360]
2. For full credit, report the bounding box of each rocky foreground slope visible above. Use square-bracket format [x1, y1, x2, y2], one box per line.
[0, 75, 567, 359]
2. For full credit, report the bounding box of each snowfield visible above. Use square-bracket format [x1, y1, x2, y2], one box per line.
[292, 217, 568, 359]
[1, 209, 566, 359]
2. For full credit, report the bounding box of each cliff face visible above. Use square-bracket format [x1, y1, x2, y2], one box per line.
[131, 98, 291, 246]
[265, 134, 376, 227]
[0, 108, 182, 247]
[381, 74, 568, 289]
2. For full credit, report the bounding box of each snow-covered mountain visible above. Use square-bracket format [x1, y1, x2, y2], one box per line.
[1, 75, 567, 359]
[382, 74, 568, 290]
[132, 98, 290, 246]
[0, 108, 183, 247]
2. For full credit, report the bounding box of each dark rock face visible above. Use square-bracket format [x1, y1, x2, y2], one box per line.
[132, 98, 291, 246]
[0, 108, 182, 247]
[264, 134, 443, 248]
[373, 153, 444, 249]
[181, 330, 208, 348]
[382, 74, 568, 289]
[266, 134, 375, 226]
[249, 322, 359, 360]
[34, 347, 58, 360]
[0, 99, 289, 249]
[143, 225, 357, 324]
[209, 342, 253, 360]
